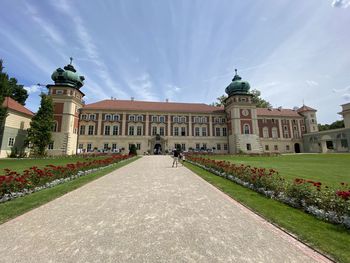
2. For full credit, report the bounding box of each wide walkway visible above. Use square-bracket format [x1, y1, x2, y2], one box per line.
[0, 156, 330, 263]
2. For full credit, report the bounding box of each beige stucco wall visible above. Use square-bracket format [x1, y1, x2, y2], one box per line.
[4, 110, 32, 130]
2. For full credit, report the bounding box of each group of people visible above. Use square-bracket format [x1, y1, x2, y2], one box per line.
[172, 149, 185, 168]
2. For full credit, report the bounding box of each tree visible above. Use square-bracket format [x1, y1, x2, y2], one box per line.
[128, 144, 137, 155]
[26, 94, 55, 157]
[0, 59, 28, 106]
[318, 120, 344, 131]
[211, 89, 272, 108]
[0, 60, 9, 127]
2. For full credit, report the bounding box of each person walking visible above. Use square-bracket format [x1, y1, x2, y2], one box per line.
[172, 149, 179, 168]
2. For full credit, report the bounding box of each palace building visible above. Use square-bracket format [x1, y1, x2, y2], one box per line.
[1, 61, 349, 157]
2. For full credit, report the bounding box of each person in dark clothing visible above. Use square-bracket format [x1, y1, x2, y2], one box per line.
[172, 149, 179, 168]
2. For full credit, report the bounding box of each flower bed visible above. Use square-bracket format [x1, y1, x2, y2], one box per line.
[187, 155, 350, 228]
[0, 154, 133, 203]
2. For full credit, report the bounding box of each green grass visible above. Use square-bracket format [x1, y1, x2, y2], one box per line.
[185, 162, 350, 263]
[208, 154, 350, 187]
[0, 157, 139, 224]
[0, 156, 107, 173]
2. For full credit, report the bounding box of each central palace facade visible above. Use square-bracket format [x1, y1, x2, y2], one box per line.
[2, 61, 349, 158]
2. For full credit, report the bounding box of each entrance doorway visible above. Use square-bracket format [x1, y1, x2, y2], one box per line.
[294, 143, 301, 153]
[154, 143, 162, 155]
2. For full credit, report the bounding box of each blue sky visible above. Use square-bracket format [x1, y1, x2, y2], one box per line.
[1, 0, 350, 124]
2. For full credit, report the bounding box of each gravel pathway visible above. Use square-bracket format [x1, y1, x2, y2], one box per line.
[0, 156, 331, 262]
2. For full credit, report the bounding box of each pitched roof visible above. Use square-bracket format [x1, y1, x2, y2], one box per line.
[2, 97, 34, 117]
[83, 99, 225, 114]
[257, 108, 302, 118]
[297, 105, 317, 113]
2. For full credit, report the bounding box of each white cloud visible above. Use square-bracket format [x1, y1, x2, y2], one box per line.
[342, 94, 350, 101]
[127, 73, 158, 101]
[24, 85, 40, 94]
[306, 80, 319, 87]
[332, 0, 350, 8]
[164, 84, 181, 101]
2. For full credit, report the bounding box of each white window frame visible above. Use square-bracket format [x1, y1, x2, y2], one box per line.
[113, 114, 120, 121]
[89, 114, 96, 120]
[129, 115, 135, 122]
[8, 137, 15, 147]
[113, 125, 119, 136]
[159, 116, 165, 123]
[104, 125, 111, 135]
[104, 114, 112, 121]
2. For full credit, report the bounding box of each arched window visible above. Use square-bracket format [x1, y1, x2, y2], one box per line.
[105, 114, 111, 121]
[272, 127, 278, 138]
[159, 116, 165, 123]
[181, 116, 186, 123]
[137, 115, 143, 122]
[263, 127, 269, 138]
[243, 124, 250, 134]
[201, 117, 207, 123]
[129, 115, 135, 122]
[113, 114, 120, 121]
[173, 116, 179, 123]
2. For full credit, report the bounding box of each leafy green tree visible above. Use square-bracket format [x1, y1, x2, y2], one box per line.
[211, 89, 272, 108]
[318, 120, 344, 131]
[128, 144, 137, 155]
[0, 60, 9, 127]
[26, 94, 55, 157]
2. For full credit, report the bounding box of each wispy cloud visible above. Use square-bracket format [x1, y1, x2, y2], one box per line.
[24, 85, 40, 94]
[164, 84, 181, 101]
[332, 0, 350, 8]
[127, 73, 158, 101]
[306, 80, 319, 87]
[343, 94, 350, 101]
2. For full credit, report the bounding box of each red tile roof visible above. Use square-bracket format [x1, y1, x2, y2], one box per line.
[297, 105, 316, 113]
[2, 97, 34, 117]
[83, 99, 225, 114]
[257, 108, 302, 118]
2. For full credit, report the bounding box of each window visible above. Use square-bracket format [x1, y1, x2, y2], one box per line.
[311, 119, 315, 123]
[48, 142, 54, 150]
[81, 114, 87, 120]
[152, 116, 158, 122]
[104, 114, 112, 121]
[181, 127, 186, 136]
[272, 127, 278, 138]
[181, 144, 186, 150]
[89, 114, 96, 120]
[113, 114, 120, 121]
[112, 143, 117, 150]
[173, 116, 179, 123]
[113, 125, 119, 135]
[265, 145, 269, 151]
[195, 143, 200, 150]
[195, 127, 200, 136]
[104, 125, 111, 135]
[243, 124, 250, 134]
[104, 143, 109, 150]
[283, 126, 289, 137]
[301, 126, 305, 131]
[223, 144, 228, 151]
[194, 117, 200, 123]
[201, 117, 207, 123]
[263, 127, 269, 138]
[159, 116, 165, 123]
[262, 119, 267, 124]
[80, 125, 85, 135]
[159, 127, 165, 136]
[326, 141, 334, 149]
[222, 127, 227, 136]
[274, 145, 278, 151]
[78, 144, 83, 150]
[74, 128, 77, 134]
[341, 139, 348, 148]
[87, 143, 92, 152]
[137, 115, 143, 122]
[136, 143, 141, 150]
[137, 126, 142, 136]
[56, 89, 63, 95]
[272, 119, 276, 124]
[180, 116, 186, 123]
[129, 115, 135, 122]
[174, 127, 179, 136]
[216, 127, 221, 137]
[53, 121, 58, 132]
[129, 126, 134, 136]
[286, 145, 290, 151]
[152, 126, 157, 136]
[202, 143, 207, 150]
[202, 127, 207, 136]
[88, 125, 94, 135]
[217, 144, 221, 150]
[246, 144, 251, 151]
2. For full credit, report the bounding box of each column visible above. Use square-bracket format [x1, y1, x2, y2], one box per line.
[278, 118, 283, 138]
[167, 114, 171, 136]
[145, 113, 149, 136]
[97, 111, 102, 135]
[209, 115, 213, 137]
[121, 112, 126, 136]
[289, 119, 294, 139]
[189, 113, 192, 136]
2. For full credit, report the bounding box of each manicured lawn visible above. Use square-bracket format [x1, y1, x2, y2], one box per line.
[185, 162, 350, 263]
[0, 155, 107, 173]
[0, 157, 139, 224]
[208, 154, 350, 187]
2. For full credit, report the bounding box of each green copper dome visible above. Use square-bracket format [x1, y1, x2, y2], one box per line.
[225, 69, 250, 96]
[51, 59, 85, 89]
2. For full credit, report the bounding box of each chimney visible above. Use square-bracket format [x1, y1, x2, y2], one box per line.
[165, 98, 169, 103]
[131, 97, 134, 101]
[277, 106, 282, 111]
[110, 96, 113, 100]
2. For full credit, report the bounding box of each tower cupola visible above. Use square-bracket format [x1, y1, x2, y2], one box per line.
[51, 57, 85, 89]
[225, 69, 251, 96]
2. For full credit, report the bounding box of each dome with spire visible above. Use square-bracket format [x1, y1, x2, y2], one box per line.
[51, 57, 85, 89]
[225, 69, 251, 96]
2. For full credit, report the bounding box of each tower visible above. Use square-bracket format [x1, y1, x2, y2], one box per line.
[224, 70, 262, 153]
[47, 58, 85, 155]
[297, 105, 318, 133]
[340, 102, 350, 129]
